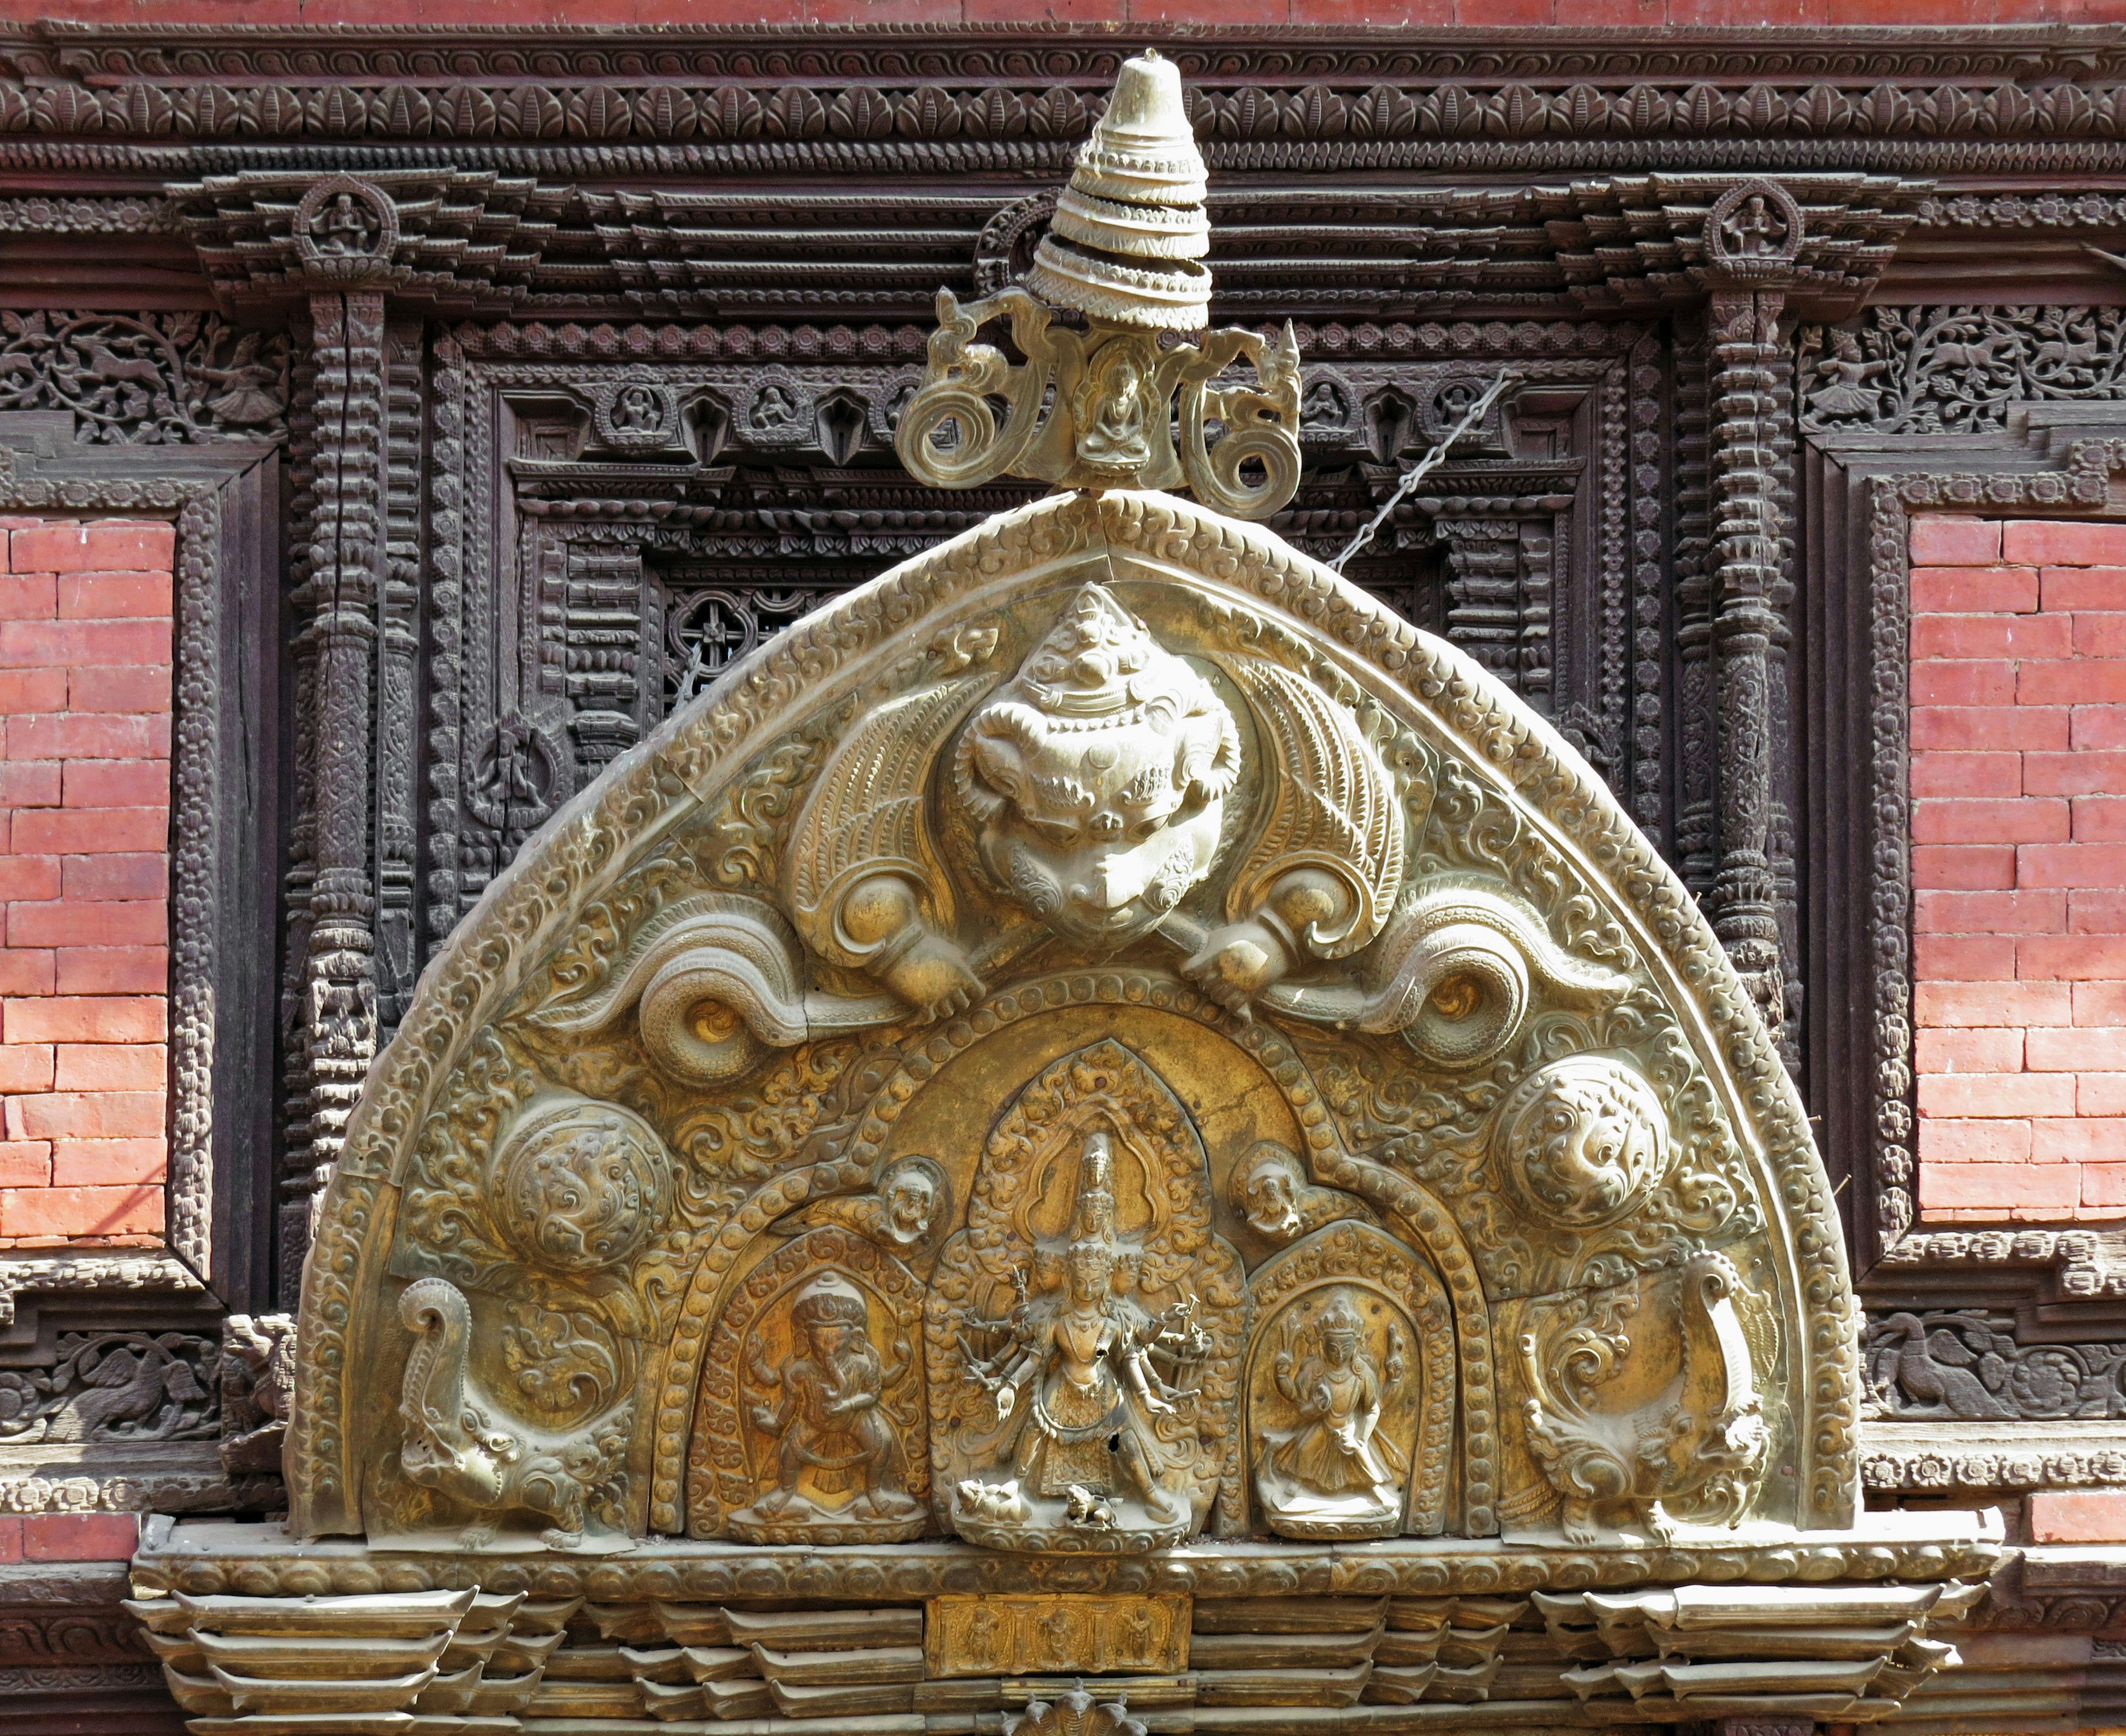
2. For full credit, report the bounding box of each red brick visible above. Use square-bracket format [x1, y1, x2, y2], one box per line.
[11, 808, 167, 855]
[1910, 565, 2038, 614]
[2033, 1117, 2126, 1164]
[0, 670, 65, 715]
[1911, 613, 2073, 660]
[1913, 797, 2068, 845]
[1917, 1026, 2026, 1072]
[7, 1091, 163, 1141]
[2026, 1027, 2126, 1071]
[1911, 659, 2019, 706]
[56, 571, 171, 621]
[2, 997, 163, 1044]
[1911, 845, 2017, 890]
[2077, 983, 2126, 1025]
[4, 714, 159, 762]
[1919, 1160, 2080, 1213]
[2030, 1491, 2126, 1543]
[1918, 1118, 2034, 1164]
[2041, 565, 2126, 611]
[1911, 518, 2002, 565]
[1919, 1070, 2076, 1118]
[67, 666, 167, 715]
[2082, 1161, 2126, 1205]
[10, 522, 171, 576]
[60, 854, 166, 901]
[2018, 843, 2126, 888]
[0, 952, 55, 998]
[0, 578, 55, 621]
[2075, 796, 2126, 840]
[2004, 521, 2126, 565]
[1913, 705, 2070, 751]
[0, 762, 59, 809]
[0, 619, 168, 671]
[0, 857, 59, 904]
[53, 947, 165, 996]
[1911, 752, 2023, 798]
[0, 1143, 47, 1188]
[53, 1043, 164, 1092]
[2024, 750, 2126, 795]
[1918, 981, 2074, 1027]
[2021, 659, 2126, 706]
[47, 1131, 163, 1187]
[60, 761, 168, 810]
[2074, 612, 2126, 658]
[0, 1045, 52, 1095]
[19, 1511, 138, 1562]
[2020, 935, 2126, 979]
[1915, 890, 2066, 934]
[7, 901, 166, 949]
[0, 1182, 161, 1240]
[2071, 891, 2126, 933]
[2075, 705, 2126, 750]
[1915, 934, 2017, 980]
[2081, 1075, 2126, 1116]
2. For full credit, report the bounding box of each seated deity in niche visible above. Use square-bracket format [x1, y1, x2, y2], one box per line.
[953, 1134, 1209, 1544]
[1255, 1286, 1412, 1537]
[736, 1271, 918, 1531]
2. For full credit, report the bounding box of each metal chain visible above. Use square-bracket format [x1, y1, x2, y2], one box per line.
[1328, 368, 1521, 574]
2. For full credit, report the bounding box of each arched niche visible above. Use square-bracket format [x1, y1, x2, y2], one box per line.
[287, 489, 1857, 1554]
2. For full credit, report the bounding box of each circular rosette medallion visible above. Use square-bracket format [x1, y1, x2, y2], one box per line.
[492, 1099, 670, 1275]
[1493, 1053, 1671, 1231]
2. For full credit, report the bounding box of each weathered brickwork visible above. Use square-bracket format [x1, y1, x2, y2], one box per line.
[0, 519, 170, 1250]
[1911, 516, 2126, 1223]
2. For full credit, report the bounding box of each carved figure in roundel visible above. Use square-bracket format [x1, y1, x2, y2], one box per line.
[1493, 1054, 1671, 1231]
[953, 585, 1240, 947]
[492, 1099, 671, 1274]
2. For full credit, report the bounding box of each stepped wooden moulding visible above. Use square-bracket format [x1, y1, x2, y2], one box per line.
[124, 50, 2004, 1736]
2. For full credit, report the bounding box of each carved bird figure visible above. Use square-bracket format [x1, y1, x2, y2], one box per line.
[1866, 1313, 2015, 1420]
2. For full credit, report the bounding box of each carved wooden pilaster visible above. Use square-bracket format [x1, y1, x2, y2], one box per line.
[1702, 182, 1804, 1057]
[1673, 309, 1716, 902]
[288, 287, 386, 1301]
[1437, 519, 1525, 691]
[1707, 280, 1789, 1050]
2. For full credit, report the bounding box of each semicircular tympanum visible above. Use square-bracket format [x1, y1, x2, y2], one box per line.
[287, 485, 1858, 1559]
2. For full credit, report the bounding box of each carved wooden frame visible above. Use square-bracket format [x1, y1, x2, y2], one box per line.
[1799, 405, 2126, 1297]
[0, 414, 283, 1322]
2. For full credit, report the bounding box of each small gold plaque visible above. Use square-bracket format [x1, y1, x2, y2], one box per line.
[925, 1593, 1191, 1679]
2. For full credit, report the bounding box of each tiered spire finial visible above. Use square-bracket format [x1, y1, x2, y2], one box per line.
[893, 51, 1301, 520]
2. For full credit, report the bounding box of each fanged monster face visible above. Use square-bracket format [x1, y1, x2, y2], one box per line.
[954, 586, 1240, 947]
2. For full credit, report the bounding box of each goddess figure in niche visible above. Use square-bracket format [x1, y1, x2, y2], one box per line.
[958, 1134, 1206, 1532]
[1269, 1293, 1406, 1499]
[1256, 1287, 1411, 1536]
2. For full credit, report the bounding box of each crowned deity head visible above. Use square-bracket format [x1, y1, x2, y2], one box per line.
[1061, 1133, 1130, 1303]
[954, 587, 1240, 947]
[1317, 1294, 1363, 1367]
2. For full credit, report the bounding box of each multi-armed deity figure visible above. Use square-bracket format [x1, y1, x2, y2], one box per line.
[738, 1272, 918, 1534]
[954, 1135, 1208, 1543]
[1260, 1290, 1410, 1532]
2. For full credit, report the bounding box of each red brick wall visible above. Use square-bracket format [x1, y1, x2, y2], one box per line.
[0, 519, 171, 1249]
[1910, 516, 2126, 1223]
